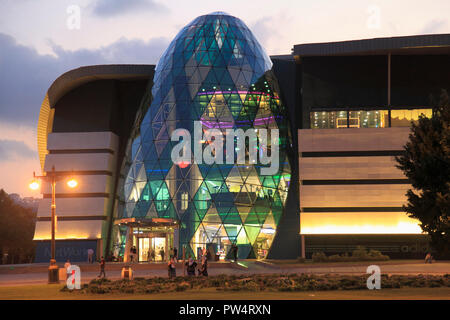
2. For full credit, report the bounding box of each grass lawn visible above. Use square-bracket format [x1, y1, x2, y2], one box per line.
[0, 284, 449, 300]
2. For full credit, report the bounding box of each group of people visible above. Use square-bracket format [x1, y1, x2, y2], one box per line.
[144, 247, 171, 262]
[168, 253, 208, 278]
[69, 244, 240, 280]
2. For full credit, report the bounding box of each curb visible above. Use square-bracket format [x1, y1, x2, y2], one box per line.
[254, 260, 280, 269]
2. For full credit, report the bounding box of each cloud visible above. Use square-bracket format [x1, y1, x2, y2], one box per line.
[0, 34, 61, 127]
[0, 33, 169, 126]
[49, 36, 169, 67]
[249, 14, 291, 55]
[420, 19, 447, 34]
[92, 0, 168, 17]
[250, 16, 277, 48]
[0, 139, 36, 162]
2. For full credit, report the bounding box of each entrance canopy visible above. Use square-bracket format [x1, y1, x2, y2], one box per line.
[114, 217, 179, 228]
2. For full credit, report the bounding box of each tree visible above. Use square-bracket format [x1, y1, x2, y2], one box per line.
[396, 89, 450, 258]
[0, 189, 37, 263]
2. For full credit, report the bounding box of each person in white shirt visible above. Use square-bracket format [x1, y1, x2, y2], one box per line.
[87, 248, 94, 264]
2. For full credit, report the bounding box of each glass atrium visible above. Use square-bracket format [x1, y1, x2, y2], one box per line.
[113, 12, 291, 260]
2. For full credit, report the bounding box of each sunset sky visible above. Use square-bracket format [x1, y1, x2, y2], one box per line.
[1, 0, 449, 197]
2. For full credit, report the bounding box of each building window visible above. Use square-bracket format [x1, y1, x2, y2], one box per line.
[181, 192, 188, 211]
[310, 111, 347, 129]
[348, 110, 388, 128]
[155, 187, 169, 211]
[391, 109, 432, 127]
[310, 108, 431, 129]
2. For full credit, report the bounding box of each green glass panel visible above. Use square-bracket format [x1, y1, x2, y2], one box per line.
[244, 225, 260, 244]
[244, 209, 260, 226]
[222, 210, 242, 225]
[271, 207, 283, 226]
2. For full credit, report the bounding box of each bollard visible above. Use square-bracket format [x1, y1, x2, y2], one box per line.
[121, 266, 133, 280]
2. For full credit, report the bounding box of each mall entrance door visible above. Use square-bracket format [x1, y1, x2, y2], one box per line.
[115, 217, 178, 263]
[137, 232, 172, 262]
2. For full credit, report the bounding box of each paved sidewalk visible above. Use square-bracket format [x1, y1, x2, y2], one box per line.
[0, 268, 250, 287]
[0, 260, 448, 287]
[0, 260, 243, 274]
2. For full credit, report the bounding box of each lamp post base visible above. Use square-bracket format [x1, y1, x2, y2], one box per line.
[48, 259, 59, 284]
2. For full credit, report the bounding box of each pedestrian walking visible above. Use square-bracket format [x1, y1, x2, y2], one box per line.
[168, 256, 176, 278]
[98, 256, 106, 278]
[198, 255, 208, 276]
[160, 248, 165, 262]
[425, 252, 433, 264]
[87, 248, 94, 264]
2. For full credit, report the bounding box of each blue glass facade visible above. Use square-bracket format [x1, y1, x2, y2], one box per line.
[115, 12, 291, 260]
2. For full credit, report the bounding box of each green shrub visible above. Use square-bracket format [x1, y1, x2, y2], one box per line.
[175, 284, 188, 292]
[312, 251, 328, 262]
[73, 273, 448, 295]
[352, 246, 368, 259]
[310, 248, 391, 262]
[347, 246, 390, 261]
[133, 277, 145, 281]
[145, 286, 161, 293]
[328, 254, 340, 261]
[123, 288, 135, 294]
[367, 249, 390, 261]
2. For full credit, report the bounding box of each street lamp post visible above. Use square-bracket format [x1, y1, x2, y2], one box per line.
[30, 166, 77, 284]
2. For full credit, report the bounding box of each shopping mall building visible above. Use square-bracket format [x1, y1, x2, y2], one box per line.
[33, 12, 450, 262]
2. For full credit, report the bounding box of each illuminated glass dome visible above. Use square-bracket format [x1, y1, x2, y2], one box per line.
[117, 12, 291, 260]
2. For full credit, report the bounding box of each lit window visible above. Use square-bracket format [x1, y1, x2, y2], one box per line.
[391, 109, 432, 127]
[349, 110, 388, 128]
[181, 192, 189, 210]
[310, 111, 348, 129]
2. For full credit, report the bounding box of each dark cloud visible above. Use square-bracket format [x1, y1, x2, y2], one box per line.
[0, 139, 35, 162]
[0, 33, 169, 126]
[0, 34, 61, 127]
[92, 0, 168, 17]
[420, 19, 447, 34]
